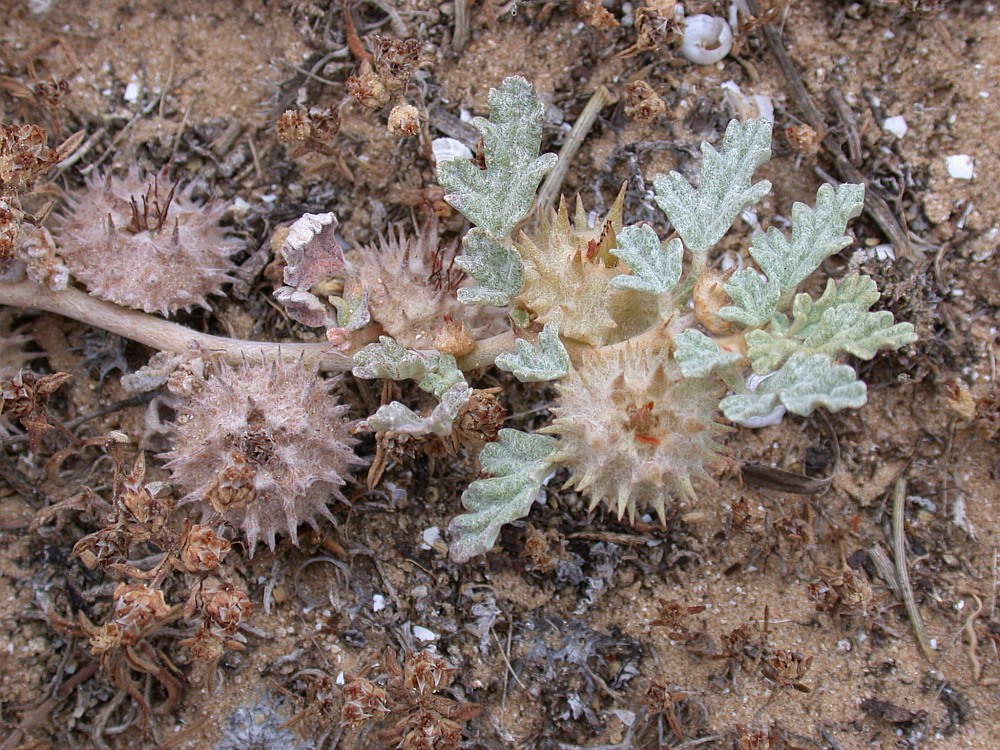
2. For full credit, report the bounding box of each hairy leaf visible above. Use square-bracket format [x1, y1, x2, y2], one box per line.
[750, 183, 865, 292]
[456, 228, 525, 306]
[330, 279, 371, 331]
[495, 322, 570, 382]
[437, 76, 558, 238]
[610, 228, 683, 295]
[360, 383, 473, 436]
[721, 352, 867, 426]
[674, 329, 742, 378]
[746, 274, 917, 373]
[448, 429, 557, 563]
[719, 268, 780, 327]
[353, 336, 466, 398]
[653, 119, 772, 255]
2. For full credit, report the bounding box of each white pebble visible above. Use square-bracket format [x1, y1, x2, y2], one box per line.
[421, 526, 442, 550]
[882, 115, 908, 139]
[123, 78, 141, 103]
[412, 625, 437, 642]
[945, 154, 975, 180]
[432, 137, 473, 165]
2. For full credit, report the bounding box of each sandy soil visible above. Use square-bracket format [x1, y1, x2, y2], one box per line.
[1, 1, 999, 749]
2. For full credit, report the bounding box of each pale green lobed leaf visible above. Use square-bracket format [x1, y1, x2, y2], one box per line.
[653, 119, 773, 256]
[353, 336, 429, 381]
[495, 322, 570, 382]
[721, 352, 867, 426]
[801, 306, 917, 361]
[455, 228, 525, 306]
[437, 76, 558, 237]
[674, 328, 742, 378]
[353, 337, 467, 399]
[750, 183, 865, 292]
[360, 383, 473, 436]
[330, 280, 371, 331]
[746, 274, 918, 373]
[447, 429, 558, 563]
[610, 228, 683, 295]
[787, 274, 880, 336]
[719, 268, 780, 327]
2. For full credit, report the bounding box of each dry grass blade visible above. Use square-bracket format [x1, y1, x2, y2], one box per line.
[534, 85, 616, 215]
[741, 412, 839, 495]
[891, 478, 936, 662]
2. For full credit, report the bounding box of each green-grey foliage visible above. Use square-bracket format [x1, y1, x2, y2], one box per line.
[720, 352, 867, 426]
[495, 322, 570, 382]
[342, 78, 915, 563]
[330, 282, 370, 331]
[610, 228, 684, 295]
[746, 274, 917, 373]
[437, 76, 558, 238]
[361, 382, 473, 436]
[653, 119, 772, 256]
[353, 336, 465, 399]
[456, 228, 525, 306]
[748, 183, 865, 292]
[674, 329, 742, 378]
[448, 429, 557, 563]
[719, 269, 780, 327]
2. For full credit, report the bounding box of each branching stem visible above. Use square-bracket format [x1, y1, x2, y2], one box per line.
[0, 281, 353, 371]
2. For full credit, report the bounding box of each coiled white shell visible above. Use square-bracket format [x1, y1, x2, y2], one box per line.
[431, 137, 474, 165]
[682, 14, 733, 65]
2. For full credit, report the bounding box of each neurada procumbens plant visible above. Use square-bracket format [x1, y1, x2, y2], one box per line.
[0, 77, 915, 563]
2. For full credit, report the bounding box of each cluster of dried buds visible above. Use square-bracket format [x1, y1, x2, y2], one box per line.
[64, 434, 253, 715]
[808, 564, 883, 626]
[340, 650, 482, 750]
[1, 369, 71, 449]
[0, 122, 80, 268]
[346, 35, 422, 136]
[72, 580, 183, 726]
[372, 386, 505, 481]
[180, 577, 252, 670]
[277, 106, 342, 158]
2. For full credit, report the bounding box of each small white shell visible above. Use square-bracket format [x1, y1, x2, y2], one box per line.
[431, 137, 474, 165]
[682, 14, 733, 65]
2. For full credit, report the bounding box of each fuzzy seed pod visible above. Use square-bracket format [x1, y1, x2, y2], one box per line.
[346, 217, 503, 350]
[544, 346, 729, 523]
[53, 166, 242, 316]
[387, 103, 421, 137]
[161, 358, 363, 556]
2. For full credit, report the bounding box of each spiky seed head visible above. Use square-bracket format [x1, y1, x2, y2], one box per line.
[53, 165, 242, 316]
[544, 345, 729, 523]
[161, 358, 363, 556]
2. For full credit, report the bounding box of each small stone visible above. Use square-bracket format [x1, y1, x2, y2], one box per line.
[945, 154, 975, 180]
[882, 115, 907, 138]
[922, 193, 952, 225]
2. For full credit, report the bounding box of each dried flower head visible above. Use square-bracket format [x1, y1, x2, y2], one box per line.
[179, 524, 232, 572]
[0, 123, 62, 197]
[278, 106, 341, 157]
[544, 346, 729, 522]
[110, 582, 170, 646]
[341, 677, 391, 727]
[345, 218, 501, 350]
[624, 80, 666, 124]
[161, 357, 362, 555]
[53, 165, 243, 316]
